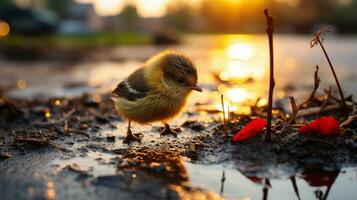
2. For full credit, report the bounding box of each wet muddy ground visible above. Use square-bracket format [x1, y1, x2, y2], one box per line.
[1, 93, 356, 200]
[1, 35, 357, 199]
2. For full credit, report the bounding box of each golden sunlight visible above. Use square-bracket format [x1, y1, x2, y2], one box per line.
[274, 0, 300, 7]
[223, 0, 241, 4]
[93, 0, 126, 16]
[216, 41, 266, 82]
[215, 99, 238, 118]
[226, 88, 255, 103]
[226, 43, 254, 60]
[213, 35, 268, 82]
[135, 0, 167, 18]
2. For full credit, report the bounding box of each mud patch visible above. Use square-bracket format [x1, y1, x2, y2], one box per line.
[117, 145, 188, 183]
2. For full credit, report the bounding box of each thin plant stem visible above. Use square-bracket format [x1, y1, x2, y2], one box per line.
[314, 34, 346, 107]
[221, 94, 228, 137]
[264, 9, 275, 142]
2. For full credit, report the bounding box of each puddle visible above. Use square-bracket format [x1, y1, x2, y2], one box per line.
[49, 151, 357, 200]
[186, 162, 357, 200]
[51, 151, 117, 177]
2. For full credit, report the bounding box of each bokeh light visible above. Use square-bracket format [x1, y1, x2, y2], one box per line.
[0, 21, 10, 37]
[17, 80, 27, 90]
[54, 99, 61, 106]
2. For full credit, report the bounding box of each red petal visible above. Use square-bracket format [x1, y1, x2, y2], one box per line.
[232, 118, 267, 142]
[318, 116, 341, 135]
[299, 124, 313, 134]
[299, 116, 340, 136]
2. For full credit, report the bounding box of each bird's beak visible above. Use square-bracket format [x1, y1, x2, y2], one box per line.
[190, 85, 203, 92]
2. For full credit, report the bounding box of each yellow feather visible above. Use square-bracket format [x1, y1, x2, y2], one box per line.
[113, 92, 187, 124]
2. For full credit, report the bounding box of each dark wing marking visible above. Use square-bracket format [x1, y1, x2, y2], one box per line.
[112, 68, 150, 101]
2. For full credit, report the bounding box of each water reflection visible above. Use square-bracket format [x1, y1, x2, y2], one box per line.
[220, 171, 225, 196]
[300, 167, 340, 200]
[290, 176, 302, 200]
[186, 162, 356, 200]
[206, 36, 270, 115]
[213, 37, 267, 83]
[262, 179, 271, 200]
[226, 43, 254, 61]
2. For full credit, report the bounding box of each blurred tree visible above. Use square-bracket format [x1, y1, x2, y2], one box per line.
[46, 0, 74, 17]
[199, 0, 240, 32]
[164, 2, 194, 31]
[119, 5, 139, 31]
[199, 0, 265, 33]
[0, 0, 13, 7]
[328, 0, 357, 33]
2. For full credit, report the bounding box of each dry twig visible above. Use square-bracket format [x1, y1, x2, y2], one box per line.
[289, 66, 321, 122]
[340, 115, 357, 128]
[296, 104, 340, 117]
[318, 86, 332, 115]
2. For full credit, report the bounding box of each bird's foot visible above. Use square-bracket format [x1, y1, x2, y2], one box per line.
[123, 130, 143, 144]
[160, 125, 179, 137]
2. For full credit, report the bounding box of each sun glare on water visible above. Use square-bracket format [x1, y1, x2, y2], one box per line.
[226, 88, 255, 103]
[206, 35, 270, 115]
[215, 38, 267, 82]
[226, 43, 254, 60]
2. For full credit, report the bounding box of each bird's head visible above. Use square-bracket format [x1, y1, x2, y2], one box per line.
[145, 51, 202, 96]
[160, 52, 202, 95]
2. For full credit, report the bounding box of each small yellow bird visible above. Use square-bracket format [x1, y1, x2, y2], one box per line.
[112, 51, 202, 143]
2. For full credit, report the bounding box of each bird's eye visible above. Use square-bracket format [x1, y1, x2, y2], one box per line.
[176, 77, 184, 84]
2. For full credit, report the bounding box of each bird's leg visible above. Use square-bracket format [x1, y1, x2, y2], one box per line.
[123, 121, 143, 144]
[160, 123, 178, 137]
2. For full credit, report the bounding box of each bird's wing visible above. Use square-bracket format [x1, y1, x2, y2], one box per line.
[112, 68, 150, 101]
